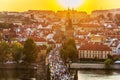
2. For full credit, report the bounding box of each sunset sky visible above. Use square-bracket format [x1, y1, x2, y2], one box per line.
[0, 0, 120, 13]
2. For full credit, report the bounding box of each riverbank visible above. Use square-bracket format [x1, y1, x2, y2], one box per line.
[70, 63, 120, 70]
[77, 70, 120, 80]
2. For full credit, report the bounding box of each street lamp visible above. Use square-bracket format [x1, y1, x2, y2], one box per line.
[74, 70, 78, 80]
[68, 60, 72, 72]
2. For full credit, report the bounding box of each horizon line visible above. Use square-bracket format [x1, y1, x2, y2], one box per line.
[0, 7, 120, 14]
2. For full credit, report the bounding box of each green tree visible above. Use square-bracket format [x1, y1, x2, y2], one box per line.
[60, 48, 69, 61]
[98, 14, 105, 19]
[0, 32, 2, 40]
[104, 54, 113, 69]
[0, 42, 10, 64]
[107, 13, 113, 20]
[1, 22, 9, 29]
[114, 14, 120, 26]
[11, 42, 23, 64]
[23, 17, 33, 24]
[104, 58, 113, 65]
[23, 38, 39, 64]
[60, 39, 78, 62]
[46, 47, 52, 54]
[97, 14, 105, 22]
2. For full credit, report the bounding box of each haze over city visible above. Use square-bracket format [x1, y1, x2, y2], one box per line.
[0, 0, 120, 13]
[1, 0, 120, 80]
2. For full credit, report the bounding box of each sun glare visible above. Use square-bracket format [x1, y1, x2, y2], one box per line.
[58, 0, 84, 9]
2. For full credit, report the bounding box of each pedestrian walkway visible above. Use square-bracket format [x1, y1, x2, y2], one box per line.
[48, 47, 71, 80]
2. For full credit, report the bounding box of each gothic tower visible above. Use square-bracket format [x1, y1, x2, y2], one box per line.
[65, 9, 74, 39]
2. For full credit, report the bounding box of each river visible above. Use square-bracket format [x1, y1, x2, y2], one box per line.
[1, 69, 120, 80]
[0, 69, 36, 80]
[78, 70, 120, 80]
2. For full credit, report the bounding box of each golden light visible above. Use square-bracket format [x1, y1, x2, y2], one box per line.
[58, 0, 84, 9]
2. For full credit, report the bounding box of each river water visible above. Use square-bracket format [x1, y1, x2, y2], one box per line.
[1, 69, 120, 80]
[0, 69, 36, 80]
[78, 70, 120, 80]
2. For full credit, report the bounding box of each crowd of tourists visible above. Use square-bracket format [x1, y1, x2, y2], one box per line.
[48, 47, 70, 80]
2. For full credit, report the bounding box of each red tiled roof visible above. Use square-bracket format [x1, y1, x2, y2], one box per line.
[79, 42, 112, 51]
[75, 38, 88, 43]
[108, 35, 120, 38]
[76, 32, 88, 35]
[48, 41, 55, 44]
[38, 45, 47, 50]
[56, 40, 62, 44]
[30, 37, 46, 42]
[80, 23, 102, 28]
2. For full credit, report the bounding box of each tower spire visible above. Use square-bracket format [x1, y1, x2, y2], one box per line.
[65, 8, 74, 39]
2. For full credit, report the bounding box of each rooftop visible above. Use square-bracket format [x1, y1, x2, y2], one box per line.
[79, 42, 112, 51]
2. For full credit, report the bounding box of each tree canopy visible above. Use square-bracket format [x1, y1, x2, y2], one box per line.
[115, 14, 120, 26]
[0, 42, 10, 64]
[23, 38, 39, 63]
[60, 38, 78, 62]
[10, 42, 23, 64]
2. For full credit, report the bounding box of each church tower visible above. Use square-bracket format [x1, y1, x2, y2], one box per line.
[65, 9, 74, 39]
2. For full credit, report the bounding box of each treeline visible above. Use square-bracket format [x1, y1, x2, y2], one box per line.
[79, 13, 120, 26]
[0, 14, 22, 19]
[97, 13, 120, 26]
[0, 38, 39, 64]
[0, 22, 18, 29]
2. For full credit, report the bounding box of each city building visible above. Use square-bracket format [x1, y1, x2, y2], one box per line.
[78, 42, 112, 60]
[90, 34, 106, 43]
[79, 23, 103, 31]
[116, 43, 120, 54]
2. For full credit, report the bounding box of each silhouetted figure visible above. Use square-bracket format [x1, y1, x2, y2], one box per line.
[74, 70, 78, 80]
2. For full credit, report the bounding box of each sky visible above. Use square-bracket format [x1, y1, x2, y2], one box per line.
[0, 0, 120, 13]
